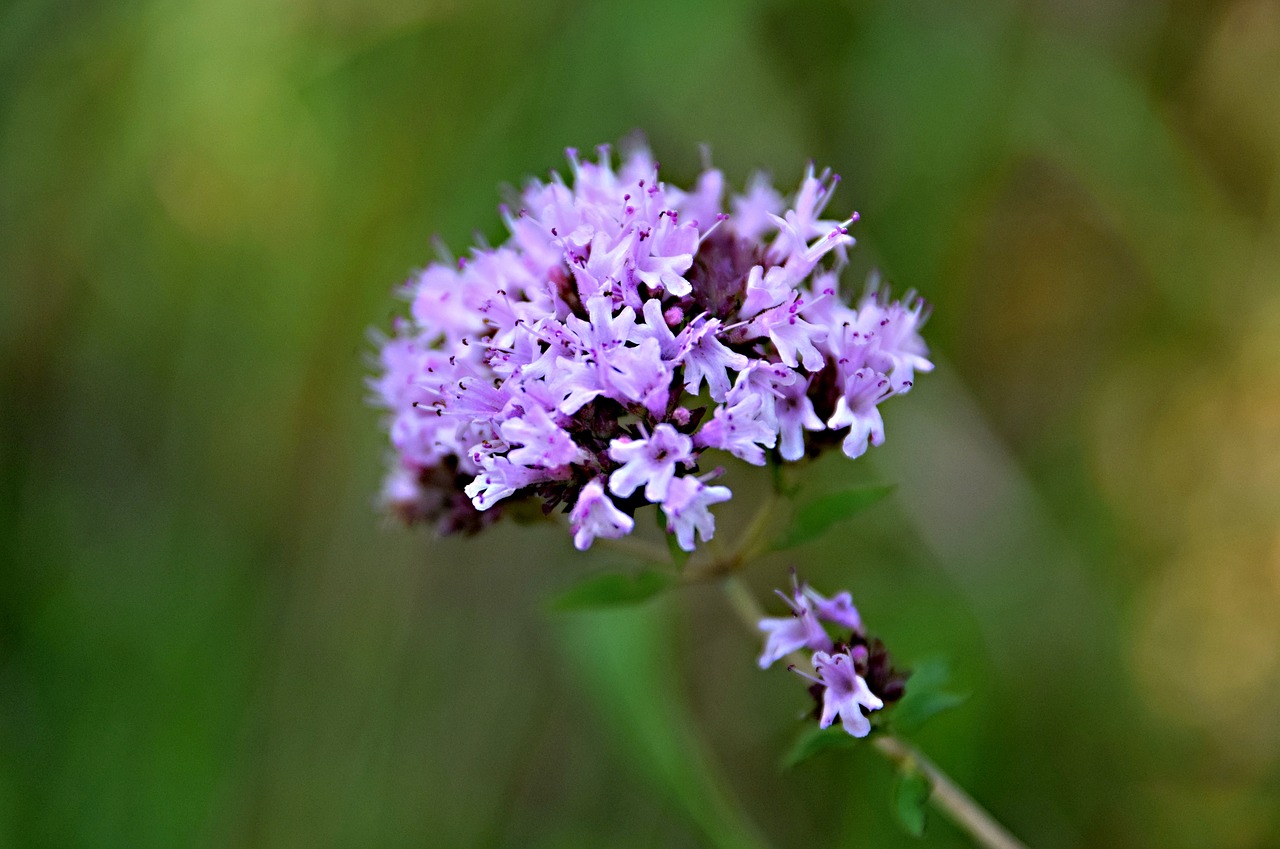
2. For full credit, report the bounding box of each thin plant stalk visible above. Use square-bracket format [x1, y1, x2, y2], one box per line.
[871, 735, 1028, 849]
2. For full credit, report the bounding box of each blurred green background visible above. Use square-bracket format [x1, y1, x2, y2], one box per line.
[5, 0, 1280, 846]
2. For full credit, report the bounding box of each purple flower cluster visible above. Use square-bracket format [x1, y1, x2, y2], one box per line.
[758, 571, 907, 738]
[371, 143, 931, 548]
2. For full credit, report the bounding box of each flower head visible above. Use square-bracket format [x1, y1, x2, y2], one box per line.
[760, 572, 906, 738]
[370, 142, 931, 550]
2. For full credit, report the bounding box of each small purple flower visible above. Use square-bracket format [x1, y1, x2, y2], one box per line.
[746, 293, 827, 372]
[724, 360, 798, 429]
[500, 404, 587, 468]
[573, 228, 638, 301]
[635, 298, 681, 360]
[827, 368, 894, 459]
[695, 393, 776, 466]
[761, 572, 904, 738]
[770, 164, 845, 258]
[730, 173, 784, 242]
[756, 571, 867, 669]
[805, 587, 863, 632]
[677, 317, 749, 401]
[661, 475, 732, 552]
[570, 295, 636, 357]
[464, 456, 554, 511]
[569, 479, 635, 551]
[773, 376, 825, 462]
[757, 590, 833, 669]
[599, 336, 670, 416]
[807, 649, 884, 738]
[739, 264, 792, 319]
[671, 164, 724, 227]
[855, 283, 935, 392]
[607, 423, 693, 503]
[636, 215, 698, 297]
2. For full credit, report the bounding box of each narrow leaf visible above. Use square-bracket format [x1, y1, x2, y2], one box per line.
[770, 484, 896, 551]
[893, 767, 932, 838]
[551, 570, 675, 611]
[781, 724, 857, 770]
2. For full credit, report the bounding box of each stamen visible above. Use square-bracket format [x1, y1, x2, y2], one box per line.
[774, 587, 804, 613]
[786, 664, 824, 686]
[696, 213, 730, 246]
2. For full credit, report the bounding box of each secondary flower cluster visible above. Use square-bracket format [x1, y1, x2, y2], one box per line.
[371, 143, 932, 549]
[758, 571, 907, 737]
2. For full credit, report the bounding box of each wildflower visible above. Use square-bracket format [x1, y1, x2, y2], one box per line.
[661, 475, 732, 552]
[730, 173, 784, 241]
[370, 142, 932, 550]
[757, 592, 832, 669]
[464, 456, 555, 511]
[807, 650, 884, 738]
[827, 368, 893, 459]
[500, 404, 587, 468]
[607, 424, 693, 502]
[695, 392, 777, 466]
[757, 570, 863, 667]
[745, 292, 828, 372]
[804, 587, 862, 632]
[635, 213, 698, 296]
[678, 317, 749, 401]
[569, 479, 635, 551]
[760, 572, 905, 738]
[773, 376, 826, 462]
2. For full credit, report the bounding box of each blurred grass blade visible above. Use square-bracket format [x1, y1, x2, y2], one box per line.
[770, 485, 895, 551]
[554, 601, 771, 849]
[551, 569, 675, 611]
[893, 766, 932, 838]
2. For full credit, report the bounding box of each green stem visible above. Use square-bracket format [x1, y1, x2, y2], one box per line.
[593, 532, 672, 565]
[871, 735, 1027, 849]
[720, 574, 1029, 849]
[589, 475, 783, 582]
[682, 489, 780, 583]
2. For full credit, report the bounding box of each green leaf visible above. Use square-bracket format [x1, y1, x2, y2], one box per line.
[892, 657, 970, 732]
[770, 484, 896, 551]
[893, 766, 932, 837]
[551, 570, 675, 611]
[780, 724, 857, 770]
